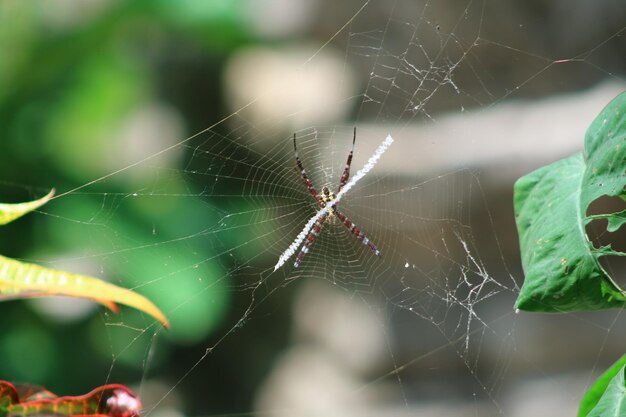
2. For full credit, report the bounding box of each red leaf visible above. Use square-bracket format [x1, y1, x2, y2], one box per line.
[0, 381, 142, 417]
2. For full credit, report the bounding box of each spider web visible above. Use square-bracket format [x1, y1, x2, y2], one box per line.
[4, 0, 626, 416]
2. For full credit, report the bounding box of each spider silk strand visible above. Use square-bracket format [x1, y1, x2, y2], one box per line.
[274, 134, 394, 271]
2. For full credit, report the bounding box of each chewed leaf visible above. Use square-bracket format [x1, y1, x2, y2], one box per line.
[514, 91, 626, 312]
[588, 208, 626, 233]
[0, 189, 55, 225]
[578, 355, 626, 417]
[0, 255, 169, 328]
[0, 380, 142, 417]
[607, 209, 626, 232]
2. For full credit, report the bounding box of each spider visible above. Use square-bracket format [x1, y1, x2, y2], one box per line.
[292, 128, 381, 268]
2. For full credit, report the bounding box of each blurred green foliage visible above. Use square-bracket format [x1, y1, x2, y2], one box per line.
[0, 1, 285, 414]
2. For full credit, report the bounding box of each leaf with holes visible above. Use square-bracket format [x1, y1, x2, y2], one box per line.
[514, 91, 626, 312]
[0, 191, 169, 328]
[0, 380, 141, 417]
[578, 355, 626, 417]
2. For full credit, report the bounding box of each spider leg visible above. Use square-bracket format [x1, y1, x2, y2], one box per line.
[294, 133, 326, 209]
[337, 127, 356, 193]
[334, 208, 381, 256]
[294, 212, 328, 268]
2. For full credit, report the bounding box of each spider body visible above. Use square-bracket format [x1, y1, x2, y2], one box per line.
[292, 128, 381, 268]
[320, 186, 337, 223]
[320, 186, 335, 204]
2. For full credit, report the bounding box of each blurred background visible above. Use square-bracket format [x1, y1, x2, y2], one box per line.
[0, 0, 624, 416]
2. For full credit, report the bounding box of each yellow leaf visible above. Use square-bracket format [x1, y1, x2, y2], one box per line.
[0, 189, 55, 225]
[0, 254, 169, 328]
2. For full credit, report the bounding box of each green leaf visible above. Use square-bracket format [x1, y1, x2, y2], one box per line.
[0, 189, 54, 225]
[579, 355, 626, 417]
[514, 92, 626, 312]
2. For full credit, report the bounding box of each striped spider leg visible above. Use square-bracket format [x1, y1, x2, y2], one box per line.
[292, 129, 381, 268]
[293, 133, 326, 210]
[332, 209, 381, 256]
[337, 126, 356, 193]
[293, 212, 329, 267]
